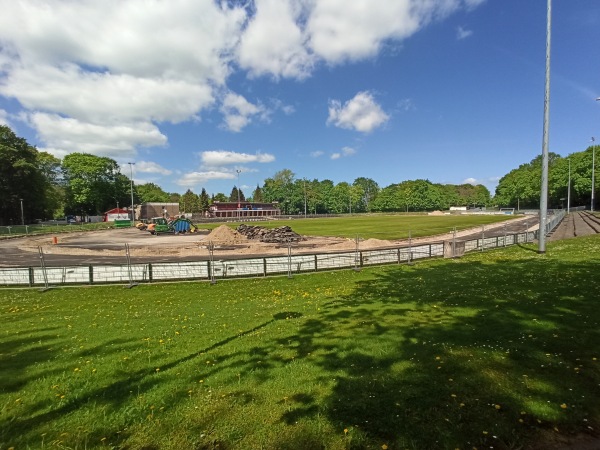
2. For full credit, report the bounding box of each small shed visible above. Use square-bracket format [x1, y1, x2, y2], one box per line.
[104, 208, 131, 222]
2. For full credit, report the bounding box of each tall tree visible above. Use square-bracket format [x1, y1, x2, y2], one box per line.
[180, 189, 200, 213]
[252, 184, 264, 202]
[62, 153, 123, 215]
[0, 125, 49, 224]
[199, 188, 210, 213]
[353, 177, 380, 212]
[136, 183, 171, 203]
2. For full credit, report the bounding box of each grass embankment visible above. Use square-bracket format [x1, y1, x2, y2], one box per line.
[1, 236, 598, 449]
[207, 214, 517, 240]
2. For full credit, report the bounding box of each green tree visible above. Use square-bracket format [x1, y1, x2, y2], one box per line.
[180, 189, 200, 213]
[136, 183, 171, 203]
[352, 177, 380, 212]
[0, 125, 50, 224]
[62, 153, 124, 215]
[252, 184, 264, 202]
[199, 188, 210, 214]
[212, 193, 228, 203]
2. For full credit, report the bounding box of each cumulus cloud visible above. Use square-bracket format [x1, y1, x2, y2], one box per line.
[136, 161, 172, 176]
[237, 0, 314, 79]
[0, 0, 485, 160]
[220, 92, 265, 132]
[327, 91, 389, 133]
[331, 146, 356, 160]
[0, 109, 9, 126]
[456, 26, 473, 40]
[176, 170, 236, 188]
[310, 151, 324, 158]
[28, 112, 167, 159]
[201, 150, 275, 166]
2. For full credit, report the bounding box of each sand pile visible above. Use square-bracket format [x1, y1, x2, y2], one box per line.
[205, 225, 248, 245]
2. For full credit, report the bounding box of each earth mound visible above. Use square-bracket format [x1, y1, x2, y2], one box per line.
[205, 225, 248, 245]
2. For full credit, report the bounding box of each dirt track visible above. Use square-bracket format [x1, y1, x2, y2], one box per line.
[0, 217, 535, 267]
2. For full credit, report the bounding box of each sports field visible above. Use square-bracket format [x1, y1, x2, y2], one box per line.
[1, 234, 598, 449]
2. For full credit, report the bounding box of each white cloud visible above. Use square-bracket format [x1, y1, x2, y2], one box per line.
[327, 91, 389, 133]
[201, 150, 275, 166]
[310, 151, 324, 158]
[29, 113, 166, 159]
[0, 0, 485, 160]
[463, 177, 478, 185]
[136, 161, 172, 176]
[220, 92, 265, 132]
[176, 170, 236, 188]
[457, 26, 473, 40]
[331, 146, 356, 160]
[237, 0, 314, 79]
[0, 109, 9, 126]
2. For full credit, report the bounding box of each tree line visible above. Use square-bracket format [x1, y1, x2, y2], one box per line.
[2, 124, 597, 225]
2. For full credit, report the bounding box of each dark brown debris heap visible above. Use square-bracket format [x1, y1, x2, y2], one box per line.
[236, 224, 306, 243]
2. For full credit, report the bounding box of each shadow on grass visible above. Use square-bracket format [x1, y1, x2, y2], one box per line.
[2, 242, 599, 449]
[276, 247, 600, 448]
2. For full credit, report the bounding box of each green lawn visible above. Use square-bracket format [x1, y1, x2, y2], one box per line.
[207, 214, 518, 240]
[1, 235, 598, 449]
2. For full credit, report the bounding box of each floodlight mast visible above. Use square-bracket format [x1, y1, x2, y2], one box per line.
[538, 0, 552, 254]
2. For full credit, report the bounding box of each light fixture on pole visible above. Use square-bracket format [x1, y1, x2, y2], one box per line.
[567, 158, 571, 213]
[127, 162, 135, 226]
[592, 136, 596, 212]
[19, 198, 24, 225]
[304, 178, 307, 217]
[236, 169, 241, 218]
[538, 0, 552, 254]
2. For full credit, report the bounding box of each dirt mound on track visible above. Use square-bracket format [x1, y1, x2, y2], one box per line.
[205, 225, 248, 245]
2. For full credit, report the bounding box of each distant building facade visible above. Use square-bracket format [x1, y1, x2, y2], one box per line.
[139, 203, 180, 220]
[208, 201, 280, 218]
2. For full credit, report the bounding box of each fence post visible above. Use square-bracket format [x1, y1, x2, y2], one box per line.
[38, 246, 53, 291]
[148, 263, 153, 282]
[263, 258, 267, 277]
[28, 267, 34, 287]
[354, 235, 361, 271]
[314, 254, 318, 271]
[287, 244, 293, 278]
[481, 225, 485, 252]
[124, 243, 138, 289]
[208, 241, 216, 284]
[89, 265, 93, 284]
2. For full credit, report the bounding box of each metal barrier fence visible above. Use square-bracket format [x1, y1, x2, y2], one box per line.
[0, 228, 544, 287]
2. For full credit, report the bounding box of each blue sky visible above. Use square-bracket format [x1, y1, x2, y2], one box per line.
[1, 0, 599, 197]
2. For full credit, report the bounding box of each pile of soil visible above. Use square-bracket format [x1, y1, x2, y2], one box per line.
[205, 225, 248, 245]
[236, 224, 306, 243]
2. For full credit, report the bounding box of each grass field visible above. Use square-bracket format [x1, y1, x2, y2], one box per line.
[1, 235, 598, 449]
[205, 214, 518, 240]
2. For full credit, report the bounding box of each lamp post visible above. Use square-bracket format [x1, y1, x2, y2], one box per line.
[567, 158, 571, 213]
[592, 143, 596, 211]
[304, 178, 307, 217]
[19, 198, 24, 225]
[538, 0, 552, 254]
[236, 169, 241, 219]
[127, 162, 135, 225]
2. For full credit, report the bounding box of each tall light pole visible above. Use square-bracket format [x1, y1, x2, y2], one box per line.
[567, 158, 571, 213]
[591, 137, 596, 212]
[19, 198, 24, 225]
[538, 0, 552, 254]
[236, 169, 241, 219]
[127, 162, 135, 225]
[303, 178, 307, 217]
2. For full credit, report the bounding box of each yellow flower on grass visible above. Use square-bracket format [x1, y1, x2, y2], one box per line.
[494, 404, 501, 410]
[382, 445, 388, 450]
[560, 403, 567, 409]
